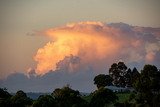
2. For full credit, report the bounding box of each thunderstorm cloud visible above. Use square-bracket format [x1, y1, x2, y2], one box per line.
[34, 21, 160, 75]
[1, 21, 160, 92]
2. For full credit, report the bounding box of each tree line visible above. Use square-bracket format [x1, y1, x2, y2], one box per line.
[0, 62, 160, 107]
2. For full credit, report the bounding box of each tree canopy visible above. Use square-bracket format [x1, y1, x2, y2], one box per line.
[0, 88, 12, 107]
[10, 90, 32, 107]
[94, 74, 112, 89]
[52, 86, 88, 107]
[32, 95, 56, 107]
[90, 87, 118, 107]
[133, 64, 160, 106]
[109, 62, 128, 87]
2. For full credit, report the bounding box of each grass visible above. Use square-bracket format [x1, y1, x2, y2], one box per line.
[82, 92, 131, 102]
[116, 93, 131, 103]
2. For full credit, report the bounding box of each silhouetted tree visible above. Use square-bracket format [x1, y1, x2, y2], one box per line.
[52, 86, 88, 107]
[10, 90, 32, 107]
[133, 64, 160, 106]
[32, 95, 56, 107]
[131, 67, 140, 85]
[109, 62, 128, 87]
[123, 68, 140, 87]
[90, 87, 118, 107]
[94, 74, 112, 89]
[0, 88, 11, 98]
[0, 88, 12, 107]
[133, 65, 159, 92]
[124, 68, 132, 87]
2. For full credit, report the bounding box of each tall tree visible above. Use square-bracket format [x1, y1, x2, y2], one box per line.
[141, 64, 158, 77]
[133, 64, 160, 106]
[131, 67, 140, 85]
[94, 74, 112, 89]
[124, 68, 140, 87]
[124, 68, 132, 87]
[109, 62, 128, 87]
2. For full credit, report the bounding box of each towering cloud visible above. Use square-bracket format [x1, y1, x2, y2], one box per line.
[34, 21, 160, 75]
[1, 22, 160, 92]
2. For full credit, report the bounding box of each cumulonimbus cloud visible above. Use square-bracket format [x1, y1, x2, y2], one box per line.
[33, 21, 160, 75]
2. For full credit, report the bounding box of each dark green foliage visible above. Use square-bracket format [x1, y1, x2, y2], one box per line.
[133, 74, 150, 93]
[94, 74, 112, 89]
[108, 64, 160, 107]
[152, 94, 160, 107]
[109, 62, 128, 87]
[0, 88, 11, 98]
[52, 86, 88, 107]
[124, 68, 132, 87]
[10, 90, 32, 107]
[109, 64, 140, 88]
[116, 93, 131, 103]
[90, 87, 118, 107]
[0, 88, 12, 107]
[82, 94, 92, 103]
[133, 65, 159, 92]
[32, 95, 55, 107]
[152, 71, 160, 91]
[124, 68, 140, 88]
[141, 64, 158, 77]
[141, 65, 160, 92]
[135, 92, 152, 104]
[131, 67, 140, 85]
[132, 64, 160, 107]
[114, 101, 133, 107]
[128, 93, 135, 101]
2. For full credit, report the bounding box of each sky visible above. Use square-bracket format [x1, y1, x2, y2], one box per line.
[0, 0, 160, 92]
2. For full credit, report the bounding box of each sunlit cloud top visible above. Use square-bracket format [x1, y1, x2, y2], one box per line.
[32, 21, 160, 76]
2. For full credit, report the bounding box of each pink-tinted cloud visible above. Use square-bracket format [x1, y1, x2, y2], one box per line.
[33, 21, 160, 75]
